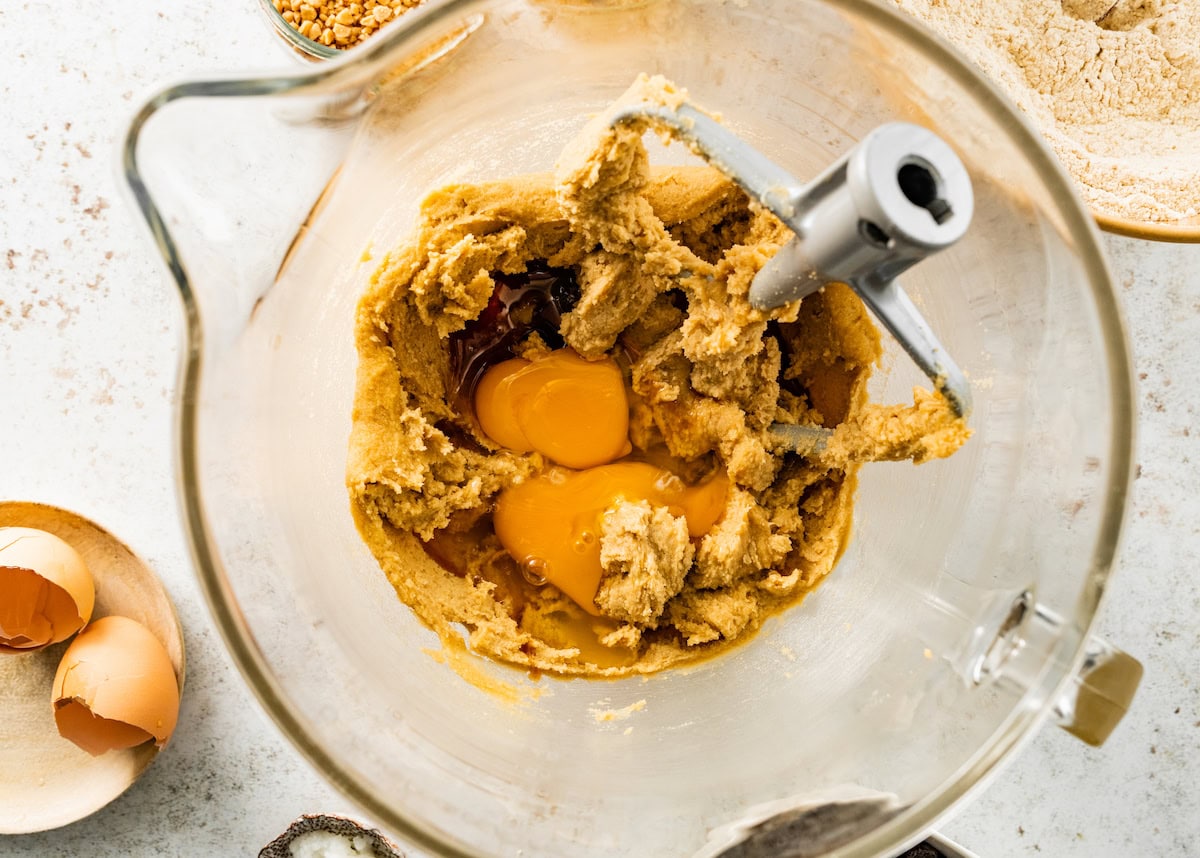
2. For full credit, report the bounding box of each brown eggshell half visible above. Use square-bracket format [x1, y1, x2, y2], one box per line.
[51, 615, 180, 757]
[0, 527, 95, 652]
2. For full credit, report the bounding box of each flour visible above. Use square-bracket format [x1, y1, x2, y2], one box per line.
[889, 0, 1200, 223]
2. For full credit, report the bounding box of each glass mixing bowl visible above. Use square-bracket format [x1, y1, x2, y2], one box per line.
[121, 1, 1141, 855]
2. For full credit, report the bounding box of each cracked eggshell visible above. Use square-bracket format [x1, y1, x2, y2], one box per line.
[51, 615, 180, 757]
[0, 527, 95, 653]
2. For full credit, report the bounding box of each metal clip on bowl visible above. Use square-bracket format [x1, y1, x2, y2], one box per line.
[609, 104, 975, 441]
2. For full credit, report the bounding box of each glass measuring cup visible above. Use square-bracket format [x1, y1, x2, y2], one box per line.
[121, 0, 1140, 855]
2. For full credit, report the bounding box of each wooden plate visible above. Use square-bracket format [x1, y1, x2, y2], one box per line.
[0, 501, 185, 834]
[1096, 211, 1200, 243]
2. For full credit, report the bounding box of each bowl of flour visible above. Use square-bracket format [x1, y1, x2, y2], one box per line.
[888, 0, 1200, 241]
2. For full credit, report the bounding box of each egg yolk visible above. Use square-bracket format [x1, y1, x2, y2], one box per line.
[474, 349, 631, 469]
[493, 463, 728, 614]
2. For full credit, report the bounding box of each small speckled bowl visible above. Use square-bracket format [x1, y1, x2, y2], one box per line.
[259, 814, 405, 857]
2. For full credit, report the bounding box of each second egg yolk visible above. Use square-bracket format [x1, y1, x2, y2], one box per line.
[474, 350, 631, 470]
[476, 346, 729, 616]
[494, 464, 729, 615]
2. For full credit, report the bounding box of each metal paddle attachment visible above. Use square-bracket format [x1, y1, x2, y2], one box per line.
[609, 103, 974, 432]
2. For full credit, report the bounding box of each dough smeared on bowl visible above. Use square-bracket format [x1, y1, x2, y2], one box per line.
[347, 75, 970, 677]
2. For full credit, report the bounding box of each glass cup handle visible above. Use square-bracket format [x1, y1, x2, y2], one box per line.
[1051, 635, 1143, 747]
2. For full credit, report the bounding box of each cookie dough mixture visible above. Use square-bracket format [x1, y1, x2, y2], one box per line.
[347, 76, 970, 677]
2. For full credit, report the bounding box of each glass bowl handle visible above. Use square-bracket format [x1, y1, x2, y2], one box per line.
[1052, 634, 1143, 747]
[970, 594, 1143, 747]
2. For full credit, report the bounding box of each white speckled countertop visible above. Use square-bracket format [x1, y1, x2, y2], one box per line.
[1, 2, 1197, 856]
